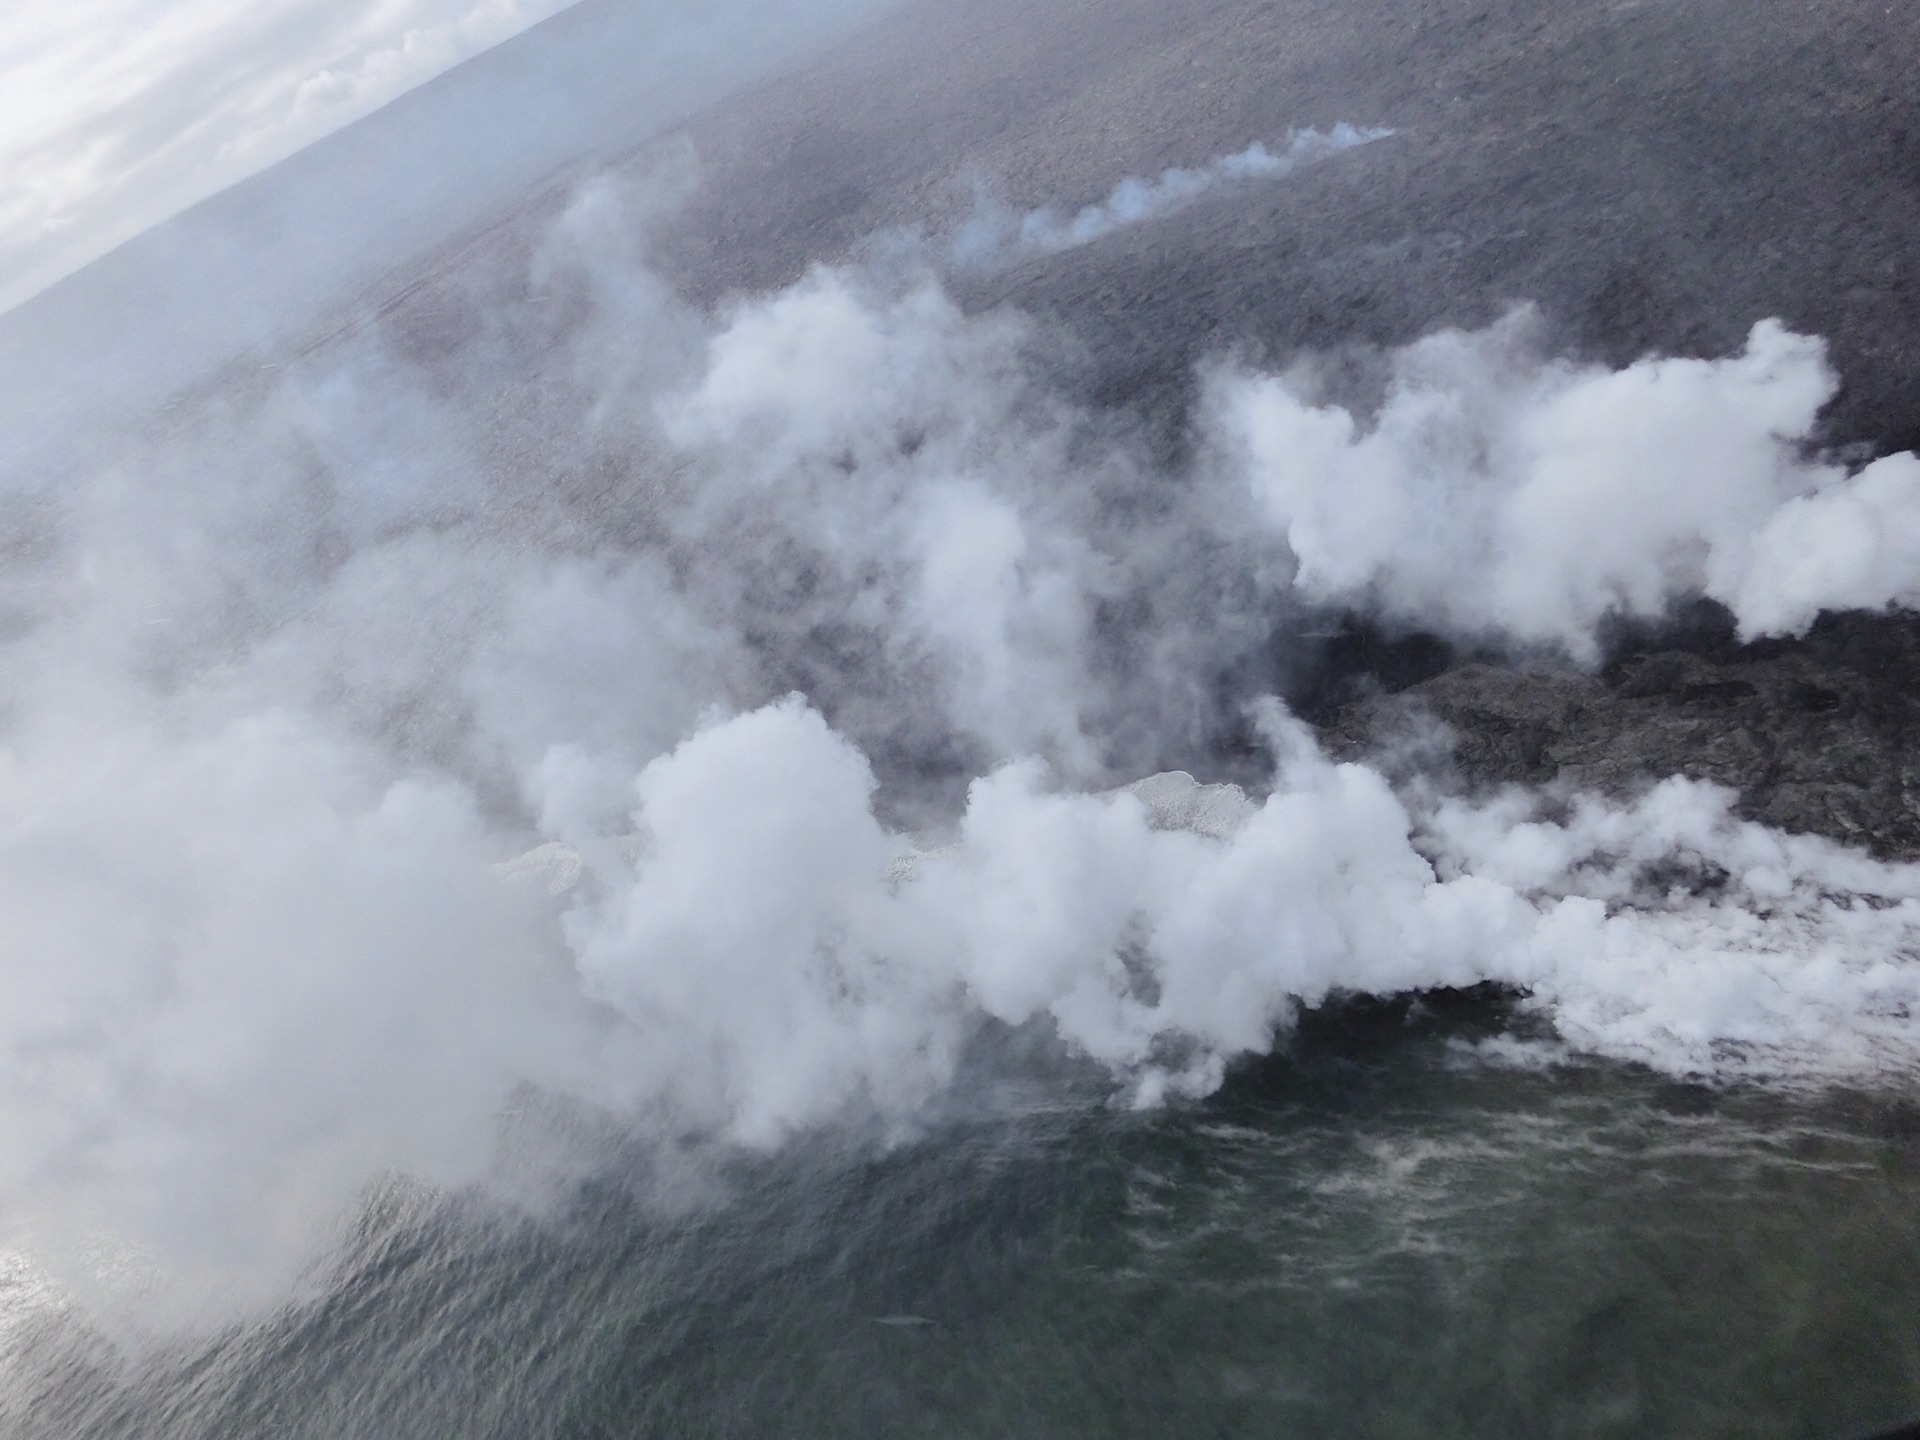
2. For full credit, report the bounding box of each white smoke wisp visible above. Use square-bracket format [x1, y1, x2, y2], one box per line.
[948, 125, 1393, 267]
[1218, 311, 1920, 655]
[7, 165, 1920, 1326]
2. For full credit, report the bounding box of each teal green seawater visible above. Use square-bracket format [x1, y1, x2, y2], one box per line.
[20, 997, 1920, 1439]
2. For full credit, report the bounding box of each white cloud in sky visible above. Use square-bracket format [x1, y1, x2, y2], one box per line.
[0, 0, 581, 313]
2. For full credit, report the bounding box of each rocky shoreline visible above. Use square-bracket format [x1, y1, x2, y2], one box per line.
[1313, 603, 1920, 860]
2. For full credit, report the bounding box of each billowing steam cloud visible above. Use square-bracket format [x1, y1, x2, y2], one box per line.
[564, 697, 1920, 1125]
[5, 151, 1920, 1324]
[1221, 311, 1920, 652]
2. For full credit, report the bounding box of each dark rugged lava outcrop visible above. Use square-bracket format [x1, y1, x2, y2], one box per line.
[1315, 605, 1920, 859]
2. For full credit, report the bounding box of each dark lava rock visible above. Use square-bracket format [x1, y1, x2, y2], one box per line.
[1319, 606, 1920, 859]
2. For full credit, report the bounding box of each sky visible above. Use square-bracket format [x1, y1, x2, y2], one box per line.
[0, 0, 582, 314]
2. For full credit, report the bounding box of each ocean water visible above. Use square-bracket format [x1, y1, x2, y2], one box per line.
[17, 995, 1920, 1439]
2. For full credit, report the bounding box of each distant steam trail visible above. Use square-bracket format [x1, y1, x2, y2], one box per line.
[948, 125, 1393, 266]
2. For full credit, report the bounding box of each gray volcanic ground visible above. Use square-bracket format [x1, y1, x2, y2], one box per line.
[5, 1, 1920, 1436]
[656, 0, 1919, 448]
[333, 0, 1920, 851]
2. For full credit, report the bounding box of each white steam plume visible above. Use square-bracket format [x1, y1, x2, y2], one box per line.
[4, 159, 1920, 1325]
[948, 126, 1393, 267]
[558, 697, 1920, 1121]
[1220, 311, 1920, 653]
